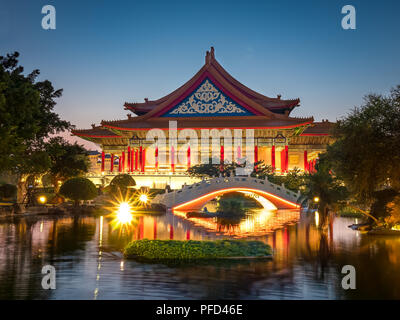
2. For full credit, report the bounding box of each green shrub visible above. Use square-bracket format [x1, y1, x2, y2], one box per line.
[109, 174, 136, 194]
[124, 239, 272, 261]
[59, 177, 97, 206]
[41, 173, 54, 188]
[0, 184, 17, 199]
[217, 198, 245, 216]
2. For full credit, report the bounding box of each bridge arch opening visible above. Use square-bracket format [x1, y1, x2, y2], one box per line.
[172, 187, 300, 211]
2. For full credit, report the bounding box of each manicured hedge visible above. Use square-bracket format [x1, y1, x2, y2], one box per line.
[124, 239, 272, 261]
[59, 177, 97, 205]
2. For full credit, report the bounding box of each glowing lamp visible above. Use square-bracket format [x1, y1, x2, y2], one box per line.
[116, 202, 133, 224]
[313, 196, 320, 203]
[139, 194, 148, 204]
[38, 195, 47, 205]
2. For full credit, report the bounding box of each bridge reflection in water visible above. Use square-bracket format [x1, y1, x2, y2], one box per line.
[172, 209, 300, 238]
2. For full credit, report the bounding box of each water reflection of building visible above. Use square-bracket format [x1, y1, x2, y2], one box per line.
[3, 214, 400, 299]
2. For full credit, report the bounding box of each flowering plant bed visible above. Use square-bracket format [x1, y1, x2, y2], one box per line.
[124, 239, 272, 262]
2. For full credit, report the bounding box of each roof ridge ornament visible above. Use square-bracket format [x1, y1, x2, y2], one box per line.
[205, 50, 210, 64]
[205, 47, 215, 65]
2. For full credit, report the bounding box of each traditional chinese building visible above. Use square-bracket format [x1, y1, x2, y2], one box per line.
[72, 48, 334, 188]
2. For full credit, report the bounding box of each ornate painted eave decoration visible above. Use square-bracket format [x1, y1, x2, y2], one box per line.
[161, 78, 255, 117]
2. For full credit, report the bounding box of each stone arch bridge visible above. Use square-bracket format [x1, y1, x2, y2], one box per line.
[151, 176, 301, 211]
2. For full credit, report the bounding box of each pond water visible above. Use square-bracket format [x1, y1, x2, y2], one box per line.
[0, 208, 400, 300]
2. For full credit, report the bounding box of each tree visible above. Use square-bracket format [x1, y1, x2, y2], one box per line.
[0, 183, 17, 200]
[301, 154, 349, 229]
[188, 162, 222, 178]
[59, 177, 97, 206]
[108, 174, 136, 195]
[0, 52, 71, 207]
[188, 158, 263, 178]
[44, 137, 90, 193]
[326, 85, 400, 220]
[250, 161, 274, 180]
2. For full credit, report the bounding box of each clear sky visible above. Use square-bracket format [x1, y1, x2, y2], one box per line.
[1, 0, 399, 150]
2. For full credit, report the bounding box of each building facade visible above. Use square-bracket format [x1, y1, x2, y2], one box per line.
[73, 48, 333, 189]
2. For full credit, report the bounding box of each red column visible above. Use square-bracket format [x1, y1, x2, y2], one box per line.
[285, 145, 289, 172]
[187, 145, 191, 169]
[118, 154, 122, 172]
[220, 145, 224, 172]
[122, 151, 125, 172]
[254, 145, 258, 172]
[155, 146, 159, 172]
[280, 149, 285, 174]
[139, 146, 143, 173]
[131, 149, 134, 172]
[186, 229, 190, 240]
[142, 148, 146, 172]
[170, 146, 175, 173]
[271, 146, 275, 172]
[110, 154, 114, 172]
[304, 150, 308, 172]
[101, 151, 105, 172]
[127, 146, 131, 172]
[135, 149, 138, 171]
[169, 224, 174, 240]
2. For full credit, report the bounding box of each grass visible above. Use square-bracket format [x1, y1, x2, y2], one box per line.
[124, 239, 272, 262]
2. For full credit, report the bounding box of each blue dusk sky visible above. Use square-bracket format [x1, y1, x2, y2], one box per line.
[1, 0, 399, 150]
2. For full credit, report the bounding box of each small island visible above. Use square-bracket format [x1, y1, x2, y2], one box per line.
[124, 239, 272, 262]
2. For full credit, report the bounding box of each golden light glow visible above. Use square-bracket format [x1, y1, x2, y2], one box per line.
[38, 195, 47, 204]
[313, 196, 320, 203]
[315, 211, 320, 227]
[139, 194, 148, 204]
[238, 191, 277, 210]
[104, 189, 138, 230]
[117, 202, 133, 224]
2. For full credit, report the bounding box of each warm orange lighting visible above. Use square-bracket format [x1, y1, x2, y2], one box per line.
[116, 202, 133, 224]
[173, 209, 300, 238]
[315, 211, 320, 227]
[172, 187, 300, 211]
[104, 189, 137, 230]
[139, 194, 148, 204]
[313, 196, 320, 203]
[38, 195, 47, 204]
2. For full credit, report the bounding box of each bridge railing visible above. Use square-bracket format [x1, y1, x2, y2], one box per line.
[151, 176, 301, 207]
